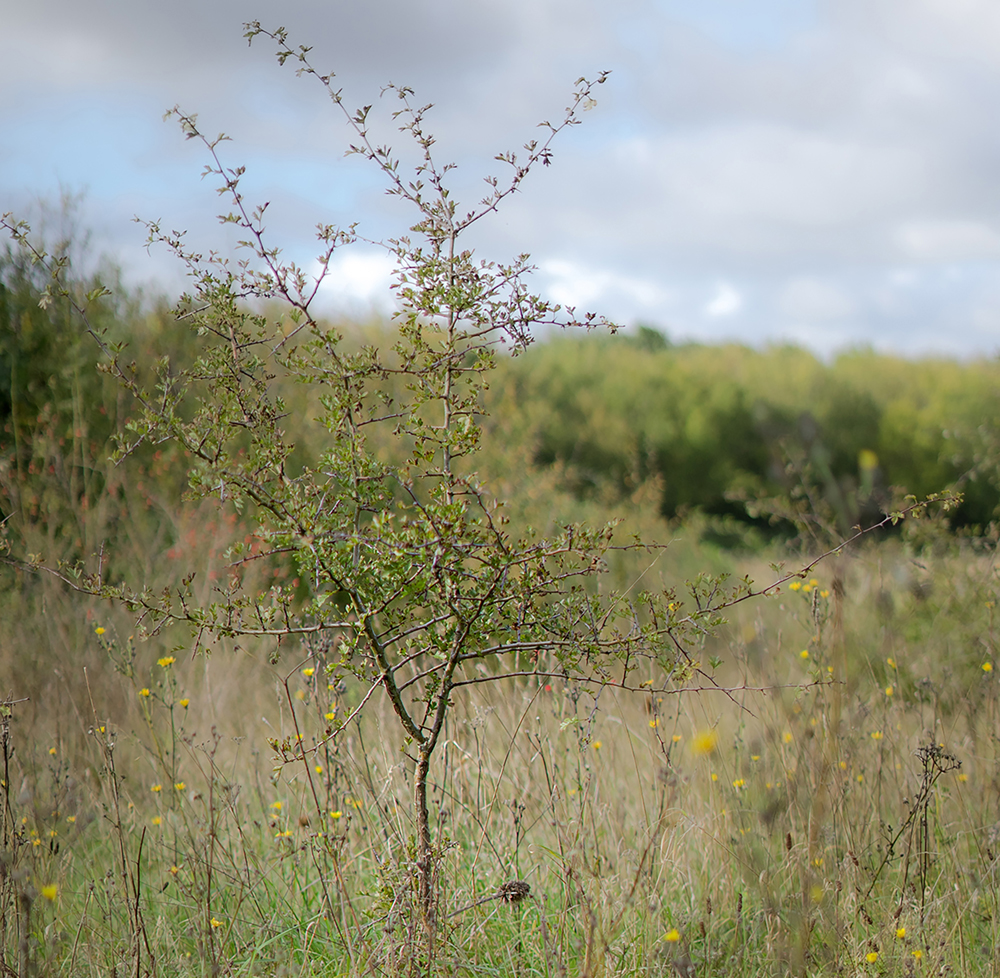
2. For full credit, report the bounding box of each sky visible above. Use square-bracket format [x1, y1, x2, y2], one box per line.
[4, 0, 1000, 359]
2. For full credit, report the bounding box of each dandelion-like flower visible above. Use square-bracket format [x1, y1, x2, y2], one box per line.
[158, 656, 176, 668]
[692, 730, 718, 756]
[983, 663, 993, 673]
[94, 627, 106, 636]
[302, 667, 315, 678]
[866, 951, 879, 963]
[139, 688, 150, 698]
[41, 884, 58, 901]
[664, 928, 681, 942]
[896, 927, 906, 939]
[799, 649, 809, 660]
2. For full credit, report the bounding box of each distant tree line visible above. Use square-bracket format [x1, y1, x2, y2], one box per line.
[3, 234, 998, 561]
[487, 328, 1000, 538]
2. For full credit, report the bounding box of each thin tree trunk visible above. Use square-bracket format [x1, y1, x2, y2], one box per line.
[414, 744, 435, 943]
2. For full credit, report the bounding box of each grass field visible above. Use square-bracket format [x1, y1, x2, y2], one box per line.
[5, 516, 999, 978]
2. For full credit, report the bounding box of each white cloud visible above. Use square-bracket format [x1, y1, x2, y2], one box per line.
[314, 250, 397, 312]
[704, 282, 743, 318]
[778, 277, 855, 321]
[894, 220, 1000, 263]
[539, 259, 671, 313]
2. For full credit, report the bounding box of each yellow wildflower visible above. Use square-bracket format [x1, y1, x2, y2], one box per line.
[692, 730, 718, 756]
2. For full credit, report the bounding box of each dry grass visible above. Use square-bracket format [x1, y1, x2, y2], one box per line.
[4, 514, 1000, 977]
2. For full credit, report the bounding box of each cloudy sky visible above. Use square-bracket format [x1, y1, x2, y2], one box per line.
[4, 0, 1000, 358]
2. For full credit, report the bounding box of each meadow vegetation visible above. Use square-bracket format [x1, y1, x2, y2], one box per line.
[3, 27, 1000, 978]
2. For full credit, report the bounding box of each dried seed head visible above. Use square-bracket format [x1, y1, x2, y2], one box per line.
[498, 880, 531, 905]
